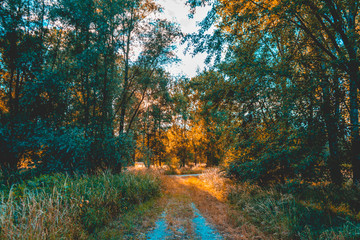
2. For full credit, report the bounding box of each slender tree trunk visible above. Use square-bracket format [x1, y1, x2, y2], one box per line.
[147, 132, 151, 167]
[14, 71, 21, 117]
[119, 31, 131, 134]
[9, 68, 14, 119]
[101, 59, 108, 134]
[347, 7, 360, 184]
[4, 27, 19, 176]
[349, 68, 360, 184]
[8, 30, 18, 123]
[127, 88, 147, 132]
[84, 29, 91, 136]
[322, 78, 342, 185]
[84, 74, 90, 134]
[194, 144, 197, 166]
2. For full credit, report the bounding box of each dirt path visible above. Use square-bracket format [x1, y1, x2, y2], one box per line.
[146, 175, 222, 240]
[95, 174, 268, 239]
[145, 175, 255, 240]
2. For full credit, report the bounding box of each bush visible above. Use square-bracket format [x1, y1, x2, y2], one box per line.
[0, 171, 161, 239]
[0, 121, 136, 181]
[0, 121, 91, 177]
[226, 124, 327, 185]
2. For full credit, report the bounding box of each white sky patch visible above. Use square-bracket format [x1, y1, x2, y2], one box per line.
[156, 0, 212, 78]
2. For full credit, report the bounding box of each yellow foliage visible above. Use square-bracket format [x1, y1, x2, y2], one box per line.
[218, 0, 283, 34]
[0, 100, 8, 113]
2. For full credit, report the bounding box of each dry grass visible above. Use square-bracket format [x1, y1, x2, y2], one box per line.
[177, 170, 269, 240]
[163, 165, 206, 175]
[1, 188, 85, 239]
[0, 171, 161, 239]
[161, 175, 196, 237]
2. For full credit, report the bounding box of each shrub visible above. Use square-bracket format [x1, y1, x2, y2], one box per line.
[0, 121, 136, 182]
[226, 124, 327, 185]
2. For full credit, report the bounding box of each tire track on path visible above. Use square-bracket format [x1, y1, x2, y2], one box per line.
[146, 175, 223, 240]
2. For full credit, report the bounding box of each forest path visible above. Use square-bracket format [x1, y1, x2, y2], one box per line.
[94, 173, 268, 239]
[145, 175, 247, 240]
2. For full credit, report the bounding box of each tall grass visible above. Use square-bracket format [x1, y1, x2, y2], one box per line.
[200, 168, 360, 239]
[199, 168, 228, 192]
[0, 171, 161, 239]
[228, 182, 360, 239]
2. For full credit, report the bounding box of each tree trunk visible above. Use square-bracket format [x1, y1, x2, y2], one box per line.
[84, 30, 91, 136]
[119, 30, 131, 134]
[321, 78, 342, 185]
[349, 67, 360, 184]
[347, 8, 360, 185]
[194, 144, 197, 166]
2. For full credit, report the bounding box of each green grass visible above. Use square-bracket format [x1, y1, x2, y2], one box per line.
[93, 197, 164, 239]
[228, 182, 360, 239]
[0, 170, 161, 239]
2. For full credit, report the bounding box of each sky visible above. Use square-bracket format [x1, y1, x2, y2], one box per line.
[156, 0, 212, 78]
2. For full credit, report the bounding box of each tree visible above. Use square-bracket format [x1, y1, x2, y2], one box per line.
[186, 0, 359, 185]
[215, 0, 360, 184]
[0, 0, 179, 180]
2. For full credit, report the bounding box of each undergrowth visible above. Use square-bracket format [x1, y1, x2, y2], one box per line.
[201, 168, 360, 239]
[228, 182, 360, 239]
[0, 171, 161, 239]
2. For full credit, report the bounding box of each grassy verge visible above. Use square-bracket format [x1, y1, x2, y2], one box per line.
[200, 168, 360, 239]
[93, 197, 164, 239]
[0, 171, 161, 239]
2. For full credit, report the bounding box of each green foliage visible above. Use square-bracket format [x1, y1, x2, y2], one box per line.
[0, 0, 179, 178]
[0, 122, 89, 175]
[227, 127, 327, 184]
[186, 0, 360, 185]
